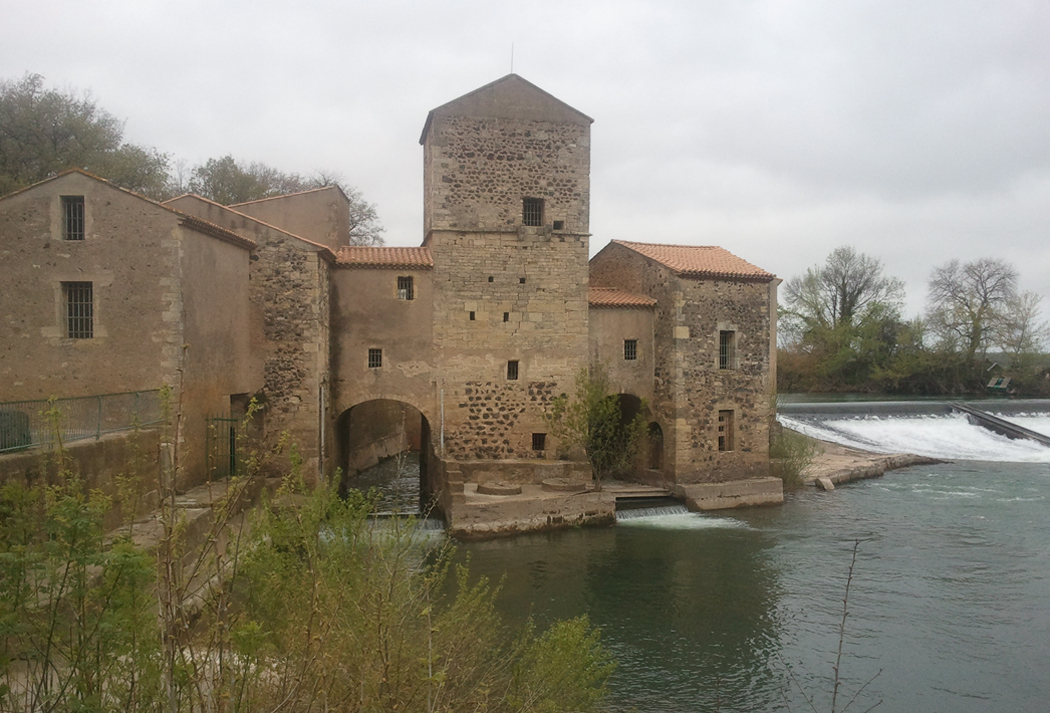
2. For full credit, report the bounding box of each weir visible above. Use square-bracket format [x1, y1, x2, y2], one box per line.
[778, 399, 1050, 462]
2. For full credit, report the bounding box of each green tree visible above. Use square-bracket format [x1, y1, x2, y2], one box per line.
[782, 246, 904, 333]
[545, 365, 648, 484]
[0, 73, 170, 198]
[188, 155, 385, 245]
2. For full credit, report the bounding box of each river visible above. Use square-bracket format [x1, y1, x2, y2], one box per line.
[353, 408, 1050, 712]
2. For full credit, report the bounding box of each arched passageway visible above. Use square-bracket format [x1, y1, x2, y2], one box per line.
[335, 399, 433, 513]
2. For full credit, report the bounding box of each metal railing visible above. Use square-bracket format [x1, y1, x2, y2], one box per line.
[0, 390, 163, 454]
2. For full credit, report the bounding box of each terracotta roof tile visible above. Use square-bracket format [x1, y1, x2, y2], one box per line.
[612, 240, 774, 281]
[336, 246, 433, 269]
[588, 287, 657, 308]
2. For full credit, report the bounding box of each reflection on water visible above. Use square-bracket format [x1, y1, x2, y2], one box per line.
[455, 461, 1050, 712]
[344, 451, 421, 513]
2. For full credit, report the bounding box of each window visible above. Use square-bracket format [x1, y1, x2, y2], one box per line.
[507, 360, 519, 380]
[503, 312, 509, 322]
[532, 433, 547, 451]
[368, 348, 383, 368]
[718, 410, 734, 451]
[522, 197, 543, 227]
[519, 277, 526, 284]
[63, 281, 93, 338]
[62, 196, 85, 241]
[552, 220, 564, 230]
[397, 276, 414, 300]
[624, 339, 638, 361]
[488, 276, 494, 283]
[719, 330, 736, 369]
[469, 311, 476, 321]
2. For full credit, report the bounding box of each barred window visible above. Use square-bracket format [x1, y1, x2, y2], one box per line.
[64, 282, 93, 338]
[718, 410, 735, 451]
[507, 360, 519, 380]
[522, 197, 543, 227]
[368, 348, 382, 368]
[532, 433, 547, 451]
[719, 330, 736, 369]
[624, 339, 638, 361]
[62, 196, 85, 241]
[397, 276, 414, 300]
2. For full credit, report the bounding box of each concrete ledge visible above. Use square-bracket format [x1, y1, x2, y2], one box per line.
[456, 459, 590, 484]
[448, 483, 614, 539]
[675, 477, 784, 511]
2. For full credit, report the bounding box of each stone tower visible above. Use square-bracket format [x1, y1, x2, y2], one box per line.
[420, 74, 594, 461]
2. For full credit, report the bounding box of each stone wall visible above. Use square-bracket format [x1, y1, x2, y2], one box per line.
[165, 196, 332, 480]
[589, 242, 775, 484]
[430, 230, 589, 460]
[423, 116, 590, 235]
[0, 173, 180, 402]
[588, 305, 655, 401]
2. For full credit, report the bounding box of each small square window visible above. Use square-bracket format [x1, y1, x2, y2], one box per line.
[62, 196, 85, 241]
[624, 339, 638, 361]
[397, 276, 414, 300]
[519, 277, 526, 284]
[488, 276, 494, 283]
[719, 331, 736, 369]
[503, 312, 509, 323]
[63, 281, 93, 338]
[532, 433, 547, 451]
[507, 360, 519, 380]
[469, 311, 475, 321]
[368, 348, 383, 368]
[522, 197, 543, 227]
[718, 410, 734, 451]
[552, 220, 565, 230]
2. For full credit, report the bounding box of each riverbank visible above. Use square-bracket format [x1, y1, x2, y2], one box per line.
[805, 438, 939, 490]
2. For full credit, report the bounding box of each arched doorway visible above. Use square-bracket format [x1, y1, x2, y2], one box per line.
[335, 399, 432, 513]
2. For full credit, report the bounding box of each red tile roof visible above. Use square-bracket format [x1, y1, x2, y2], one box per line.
[336, 246, 433, 269]
[588, 287, 656, 308]
[612, 240, 774, 281]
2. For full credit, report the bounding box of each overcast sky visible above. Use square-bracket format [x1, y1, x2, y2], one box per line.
[4, 0, 1048, 318]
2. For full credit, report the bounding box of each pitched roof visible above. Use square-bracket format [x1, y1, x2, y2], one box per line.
[611, 240, 774, 281]
[588, 287, 657, 308]
[336, 246, 433, 269]
[420, 74, 592, 144]
[0, 169, 256, 251]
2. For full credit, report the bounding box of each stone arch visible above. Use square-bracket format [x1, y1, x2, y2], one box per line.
[334, 398, 434, 511]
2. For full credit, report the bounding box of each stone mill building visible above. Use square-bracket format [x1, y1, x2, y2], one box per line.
[0, 74, 782, 525]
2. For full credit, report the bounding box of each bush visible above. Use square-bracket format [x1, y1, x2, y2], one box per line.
[770, 427, 823, 488]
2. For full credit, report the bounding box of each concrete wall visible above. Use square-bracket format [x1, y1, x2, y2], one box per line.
[0, 429, 162, 531]
[0, 173, 181, 402]
[230, 187, 350, 253]
[588, 306, 655, 401]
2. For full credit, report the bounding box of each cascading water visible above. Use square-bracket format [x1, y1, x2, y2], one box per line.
[779, 400, 1050, 462]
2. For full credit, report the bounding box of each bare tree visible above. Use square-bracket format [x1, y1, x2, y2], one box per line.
[997, 290, 1050, 361]
[926, 258, 1018, 362]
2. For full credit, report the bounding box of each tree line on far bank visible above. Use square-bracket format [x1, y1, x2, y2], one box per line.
[779, 246, 1050, 396]
[0, 73, 383, 245]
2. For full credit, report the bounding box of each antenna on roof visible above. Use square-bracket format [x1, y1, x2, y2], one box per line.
[511, 43, 514, 73]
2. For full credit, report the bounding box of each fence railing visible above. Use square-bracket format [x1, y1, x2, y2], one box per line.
[0, 390, 163, 454]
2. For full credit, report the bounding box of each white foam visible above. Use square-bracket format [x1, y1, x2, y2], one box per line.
[998, 414, 1050, 438]
[616, 511, 748, 530]
[779, 413, 1050, 463]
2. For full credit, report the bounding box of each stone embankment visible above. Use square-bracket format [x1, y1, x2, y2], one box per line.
[805, 440, 939, 491]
